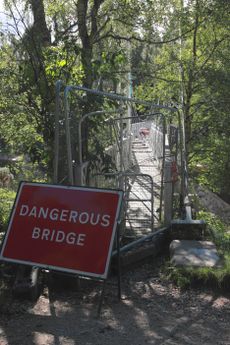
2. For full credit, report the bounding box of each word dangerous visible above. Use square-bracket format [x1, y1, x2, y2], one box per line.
[19, 205, 111, 227]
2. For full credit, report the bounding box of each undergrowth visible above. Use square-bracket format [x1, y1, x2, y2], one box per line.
[0, 188, 16, 235]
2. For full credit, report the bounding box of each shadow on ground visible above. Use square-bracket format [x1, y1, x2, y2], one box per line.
[0, 258, 230, 345]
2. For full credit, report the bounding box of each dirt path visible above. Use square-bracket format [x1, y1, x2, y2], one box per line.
[0, 259, 229, 345]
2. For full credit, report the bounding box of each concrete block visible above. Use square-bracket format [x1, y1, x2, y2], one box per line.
[171, 221, 205, 240]
[170, 240, 220, 267]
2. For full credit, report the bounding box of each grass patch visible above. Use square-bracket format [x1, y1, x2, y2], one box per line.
[165, 265, 230, 291]
[165, 211, 230, 291]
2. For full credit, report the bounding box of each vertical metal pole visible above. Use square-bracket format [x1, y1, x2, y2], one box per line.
[97, 280, 106, 318]
[150, 177, 154, 231]
[127, 73, 132, 133]
[117, 223, 121, 300]
[164, 159, 173, 225]
[119, 113, 124, 188]
[53, 80, 63, 184]
[179, 0, 188, 207]
[127, 73, 133, 166]
[118, 114, 125, 235]
[159, 117, 166, 222]
[64, 87, 74, 185]
[78, 117, 83, 186]
[178, 110, 185, 203]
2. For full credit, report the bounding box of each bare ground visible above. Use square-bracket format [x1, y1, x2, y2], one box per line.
[0, 257, 229, 345]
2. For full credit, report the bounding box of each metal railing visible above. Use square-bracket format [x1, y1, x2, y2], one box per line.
[54, 81, 179, 239]
[54, 81, 177, 186]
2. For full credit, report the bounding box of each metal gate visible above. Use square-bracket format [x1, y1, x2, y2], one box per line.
[123, 173, 154, 239]
[89, 171, 155, 240]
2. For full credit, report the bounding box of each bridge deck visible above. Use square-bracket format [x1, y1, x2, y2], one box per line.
[124, 138, 162, 239]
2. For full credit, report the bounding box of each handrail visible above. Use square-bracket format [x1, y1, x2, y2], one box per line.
[63, 84, 178, 112]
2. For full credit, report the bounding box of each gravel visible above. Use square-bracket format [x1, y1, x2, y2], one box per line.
[0, 258, 229, 345]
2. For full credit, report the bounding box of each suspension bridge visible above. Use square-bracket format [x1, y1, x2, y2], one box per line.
[0, 82, 207, 305]
[54, 83, 179, 241]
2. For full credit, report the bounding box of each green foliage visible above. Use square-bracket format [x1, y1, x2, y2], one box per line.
[198, 211, 230, 252]
[0, 188, 16, 234]
[0, 0, 229, 197]
[0, 168, 46, 237]
[44, 45, 83, 84]
[165, 266, 192, 289]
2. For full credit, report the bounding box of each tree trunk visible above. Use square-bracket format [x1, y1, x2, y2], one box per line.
[26, 0, 54, 176]
[30, 0, 51, 46]
[76, 0, 93, 89]
[76, 0, 104, 161]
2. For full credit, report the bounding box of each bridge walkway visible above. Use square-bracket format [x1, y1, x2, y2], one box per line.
[123, 136, 163, 240]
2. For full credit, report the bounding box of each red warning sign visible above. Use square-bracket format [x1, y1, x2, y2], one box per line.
[0, 182, 123, 279]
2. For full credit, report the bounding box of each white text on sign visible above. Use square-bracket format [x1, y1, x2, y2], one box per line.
[32, 227, 86, 246]
[19, 205, 111, 227]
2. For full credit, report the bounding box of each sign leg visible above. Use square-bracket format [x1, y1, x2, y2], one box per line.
[97, 280, 106, 318]
[117, 225, 121, 300]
